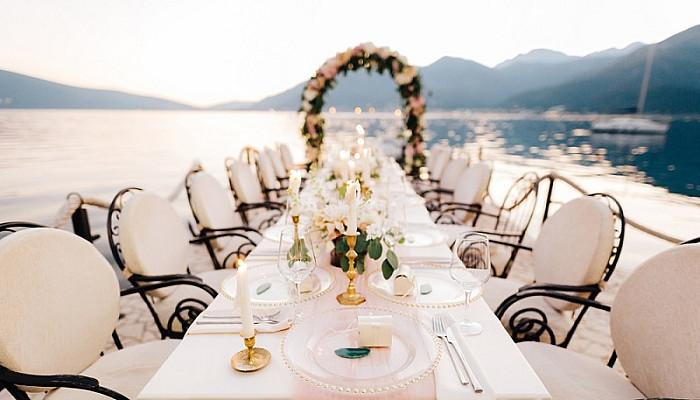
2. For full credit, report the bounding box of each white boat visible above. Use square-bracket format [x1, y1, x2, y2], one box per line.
[591, 44, 670, 135]
[591, 117, 669, 134]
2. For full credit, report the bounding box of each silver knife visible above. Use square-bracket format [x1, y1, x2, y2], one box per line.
[446, 327, 483, 393]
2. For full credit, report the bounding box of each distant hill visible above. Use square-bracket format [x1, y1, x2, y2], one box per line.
[1, 25, 697, 114]
[0, 70, 192, 109]
[499, 25, 700, 113]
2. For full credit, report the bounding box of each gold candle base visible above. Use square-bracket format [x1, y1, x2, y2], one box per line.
[231, 330, 271, 372]
[336, 234, 366, 305]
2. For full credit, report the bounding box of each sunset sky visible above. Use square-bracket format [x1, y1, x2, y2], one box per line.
[1, 0, 698, 107]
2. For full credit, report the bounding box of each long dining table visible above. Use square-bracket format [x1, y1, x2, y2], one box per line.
[137, 163, 550, 400]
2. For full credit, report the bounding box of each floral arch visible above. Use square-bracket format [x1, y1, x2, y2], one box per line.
[299, 43, 426, 176]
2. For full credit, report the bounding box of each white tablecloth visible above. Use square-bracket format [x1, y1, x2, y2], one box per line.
[138, 182, 549, 400]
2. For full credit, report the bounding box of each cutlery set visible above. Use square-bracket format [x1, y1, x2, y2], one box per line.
[432, 316, 483, 393]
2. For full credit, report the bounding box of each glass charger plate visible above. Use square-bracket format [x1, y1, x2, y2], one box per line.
[220, 264, 335, 307]
[399, 224, 448, 247]
[281, 307, 441, 395]
[366, 262, 484, 309]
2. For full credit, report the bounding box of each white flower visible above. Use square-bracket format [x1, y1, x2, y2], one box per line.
[301, 101, 312, 112]
[303, 88, 318, 102]
[362, 42, 376, 54]
[364, 223, 383, 240]
[378, 46, 392, 59]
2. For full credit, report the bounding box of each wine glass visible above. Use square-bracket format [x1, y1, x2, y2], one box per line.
[449, 232, 491, 335]
[383, 199, 406, 248]
[278, 226, 316, 321]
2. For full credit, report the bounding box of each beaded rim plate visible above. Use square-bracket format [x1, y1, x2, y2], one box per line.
[280, 306, 442, 395]
[366, 262, 484, 309]
[220, 264, 335, 307]
[398, 224, 448, 248]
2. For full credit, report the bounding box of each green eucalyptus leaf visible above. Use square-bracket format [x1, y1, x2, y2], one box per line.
[354, 233, 368, 253]
[340, 255, 349, 272]
[256, 282, 271, 295]
[368, 239, 382, 259]
[356, 257, 365, 275]
[382, 259, 394, 280]
[386, 250, 399, 269]
[336, 238, 349, 253]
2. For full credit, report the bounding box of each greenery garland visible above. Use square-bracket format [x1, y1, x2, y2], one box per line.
[299, 43, 426, 176]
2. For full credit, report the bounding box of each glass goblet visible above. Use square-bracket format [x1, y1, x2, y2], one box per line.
[277, 226, 316, 321]
[449, 232, 491, 335]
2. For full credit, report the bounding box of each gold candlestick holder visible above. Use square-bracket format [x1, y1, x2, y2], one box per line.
[231, 330, 271, 372]
[291, 214, 300, 238]
[336, 233, 366, 305]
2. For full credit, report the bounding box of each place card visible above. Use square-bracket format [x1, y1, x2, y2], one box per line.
[393, 264, 415, 296]
[357, 315, 393, 347]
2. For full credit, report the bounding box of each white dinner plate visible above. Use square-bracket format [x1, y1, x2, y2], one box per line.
[366, 262, 483, 308]
[220, 264, 335, 307]
[399, 224, 448, 247]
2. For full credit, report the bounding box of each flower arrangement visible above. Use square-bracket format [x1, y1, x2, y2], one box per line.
[299, 43, 426, 176]
[300, 176, 401, 279]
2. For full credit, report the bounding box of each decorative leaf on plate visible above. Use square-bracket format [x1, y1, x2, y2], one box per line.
[256, 282, 271, 295]
[334, 347, 371, 359]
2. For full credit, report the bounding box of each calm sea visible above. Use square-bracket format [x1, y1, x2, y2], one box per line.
[1, 109, 698, 227]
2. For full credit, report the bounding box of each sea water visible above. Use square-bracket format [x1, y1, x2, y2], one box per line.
[1, 109, 698, 229]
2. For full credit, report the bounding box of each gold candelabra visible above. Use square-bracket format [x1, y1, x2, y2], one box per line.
[336, 234, 366, 305]
[231, 330, 271, 372]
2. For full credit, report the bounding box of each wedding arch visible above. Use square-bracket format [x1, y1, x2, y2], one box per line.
[299, 43, 426, 176]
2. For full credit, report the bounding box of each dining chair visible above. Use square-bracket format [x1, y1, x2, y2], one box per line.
[266, 146, 289, 186]
[255, 148, 286, 201]
[107, 188, 231, 339]
[484, 193, 625, 348]
[428, 161, 492, 219]
[185, 168, 262, 270]
[517, 242, 700, 399]
[224, 157, 284, 230]
[0, 223, 179, 400]
[435, 171, 540, 277]
[278, 142, 301, 172]
[419, 156, 470, 203]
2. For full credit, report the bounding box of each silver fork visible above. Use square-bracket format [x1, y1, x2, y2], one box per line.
[432, 316, 468, 385]
[441, 317, 484, 393]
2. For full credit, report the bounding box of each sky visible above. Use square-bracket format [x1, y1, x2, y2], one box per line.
[0, 0, 698, 107]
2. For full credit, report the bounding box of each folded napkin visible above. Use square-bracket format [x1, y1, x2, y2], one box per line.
[426, 312, 496, 400]
[186, 308, 293, 335]
[396, 244, 453, 264]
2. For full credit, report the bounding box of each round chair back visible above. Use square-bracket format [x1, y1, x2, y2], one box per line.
[230, 160, 265, 204]
[120, 191, 189, 297]
[439, 157, 469, 191]
[611, 243, 700, 398]
[452, 162, 491, 223]
[0, 229, 119, 389]
[533, 197, 614, 310]
[189, 171, 241, 250]
[279, 143, 296, 171]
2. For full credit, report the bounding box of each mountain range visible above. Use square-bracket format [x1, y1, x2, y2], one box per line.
[1, 24, 699, 114]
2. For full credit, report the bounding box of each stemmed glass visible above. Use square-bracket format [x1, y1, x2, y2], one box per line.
[383, 198, 407, 248]
[278, 226, 316, 321]
[449, 232, 491, 335]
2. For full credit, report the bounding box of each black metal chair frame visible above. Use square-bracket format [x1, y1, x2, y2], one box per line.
[224, 156, 284, 230]
[490, 192, 626, 348]
[184, 168, 262, 269]
[107, 188, 218, 340]
[434, 171, 538, 278]
[0, 222, 195, 399]
[428, 164, 492, 215]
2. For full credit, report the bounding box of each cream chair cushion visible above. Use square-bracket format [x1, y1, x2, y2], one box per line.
[451, 162, 491, 223]
[438, 157, 469, 191]
[0, 229, 119, 389]
[266, 147, 287, 179]
[120, 191, 190, 298]
[230, 160, 265, 204]
[189, 171, 242, 250]
[517, 342, 643, 399]
[610, 243, 700, 398]
[430, 146, 452, 180]
[279, 143, 296, 171]
[257, 150, 280, 191]
[533, 197, 614, 311]
[45, 340, 179, 400]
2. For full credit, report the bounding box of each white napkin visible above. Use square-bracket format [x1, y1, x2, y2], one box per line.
[186, 308, 293, 335]
[427, 312, 496, 400]
[396, 244, 453, 264]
